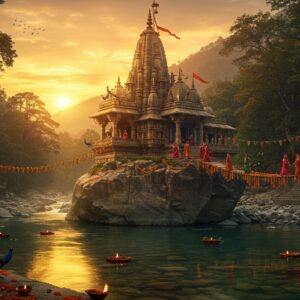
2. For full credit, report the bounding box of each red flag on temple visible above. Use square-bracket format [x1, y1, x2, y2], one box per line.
[157, 25, 180, 39]
[193, 72, 209, 84]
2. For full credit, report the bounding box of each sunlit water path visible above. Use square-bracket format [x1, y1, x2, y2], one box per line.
[1, 211, 300, 299]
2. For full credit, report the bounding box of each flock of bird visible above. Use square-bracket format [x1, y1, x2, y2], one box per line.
[12, 19, 46, 36]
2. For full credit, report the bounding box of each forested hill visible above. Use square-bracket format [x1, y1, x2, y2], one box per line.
[169, 37, 238, 92]
[52, 96, 99, 136]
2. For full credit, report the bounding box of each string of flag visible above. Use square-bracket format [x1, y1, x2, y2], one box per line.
[0, 151, 94, 174]
[239, 135, 300, 147]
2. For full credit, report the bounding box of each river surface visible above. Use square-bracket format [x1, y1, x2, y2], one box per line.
[0, 211, 300, 300]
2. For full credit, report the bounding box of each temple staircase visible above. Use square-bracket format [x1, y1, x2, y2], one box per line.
[273, 185, 300, 206]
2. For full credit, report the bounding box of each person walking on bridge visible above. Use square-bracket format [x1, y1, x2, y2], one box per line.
[225, 153, 233, 172]
[280, 154, 290, 176]
[294, 154, 300, 176]
[243, 153, 251, 174]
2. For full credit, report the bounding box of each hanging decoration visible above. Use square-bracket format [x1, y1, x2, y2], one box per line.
[239, 134, 300, 147]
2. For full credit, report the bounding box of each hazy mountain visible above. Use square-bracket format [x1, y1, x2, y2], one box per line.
[53, 96, 99, 136]
[53, 37, 238, 136]
[169, 37, 238, 92]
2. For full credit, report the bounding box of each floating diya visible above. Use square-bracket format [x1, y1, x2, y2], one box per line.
[40, 230, 54, 236]
[0, 232, 10, 239]
[16, 284, 32, 297]
[85, 284, 109, 300]
[279, 250, 300, 258]
[106, 253, 131, 264]
[202, 237, 223, 245]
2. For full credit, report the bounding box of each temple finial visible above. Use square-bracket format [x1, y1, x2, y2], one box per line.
[191, 76, 195, 88]
[117, 76, 121, 85]
[147, 9, 153, 27]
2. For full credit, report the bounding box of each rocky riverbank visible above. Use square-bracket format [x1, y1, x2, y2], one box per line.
[66, 159, 245, 225]
[0, 269, 87, 300]
[221, 187, 300, 226]
[0, 190, 71, 218]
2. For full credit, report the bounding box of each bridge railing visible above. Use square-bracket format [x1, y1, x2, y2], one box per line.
[197, 160, 300, 188]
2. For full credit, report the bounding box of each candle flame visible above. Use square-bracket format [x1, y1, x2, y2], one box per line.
[287, 250, 289, 254]
[103, 284, 108, 293]
[210, 237, 213, 240]
[116, 253, 119, 258]
[24, 284, 27, 289]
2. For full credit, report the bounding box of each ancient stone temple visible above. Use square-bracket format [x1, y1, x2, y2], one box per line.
[91, 10, 237, 161]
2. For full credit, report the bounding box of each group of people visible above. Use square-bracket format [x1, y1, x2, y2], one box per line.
[171, 141, 212, 161]
[280, 154, 300, 176]
[241, 153, 300, 176]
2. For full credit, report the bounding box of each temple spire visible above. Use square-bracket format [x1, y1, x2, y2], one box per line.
[147, 9, 153, 27]
[191, 76, 195, 89]
[117, 76, 121, 86]
[178, 68, 182, 81]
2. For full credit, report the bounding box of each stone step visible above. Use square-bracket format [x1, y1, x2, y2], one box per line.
[273, 200, 300, 206]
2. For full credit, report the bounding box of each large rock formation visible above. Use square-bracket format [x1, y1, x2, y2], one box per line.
[66, 160, 245, 225]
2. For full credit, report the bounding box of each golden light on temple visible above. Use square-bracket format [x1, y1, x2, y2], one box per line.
[56, 96, 71, 110]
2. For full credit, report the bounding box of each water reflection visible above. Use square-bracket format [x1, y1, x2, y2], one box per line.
[25, 214, 100, 292]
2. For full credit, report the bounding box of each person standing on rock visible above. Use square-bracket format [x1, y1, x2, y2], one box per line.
[225, 153, 233, 172]
[243, 153, 251, 174]
[280, 154, 290, 176]
[172, 142, 179, 159]
[183, 140, 191, 159]
[293, 154, 300, 176]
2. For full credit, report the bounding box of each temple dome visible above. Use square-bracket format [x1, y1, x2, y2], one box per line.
[168, 79, 190, 102]
[112, 77, 127, 99]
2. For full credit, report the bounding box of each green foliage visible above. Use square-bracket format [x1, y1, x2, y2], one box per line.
[202, 80, 242, 127]
[0, 91, 60, 192]
[216, 0, 300, 170]
[0, 32, 17, 72]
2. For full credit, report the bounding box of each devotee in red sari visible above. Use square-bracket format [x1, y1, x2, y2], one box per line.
[225, 153, 233, 172]
[203, 145, 212, 162]
[183, 141, 191, 159]
[294, 154, 300, 176]
[199, 143, 205, 159]
[280, 154, 290, 176]
[122, 130, 128, 139]
[189, 134, 194, 146]
[172, 143, 179, 159]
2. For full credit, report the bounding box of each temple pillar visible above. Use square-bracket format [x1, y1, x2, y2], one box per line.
[101, 123, 106, 140]
[171, 116, 184, 145]
[131, 125, 136, 139]
[107, 114, 121, 139]
[198, 122, 204, 145]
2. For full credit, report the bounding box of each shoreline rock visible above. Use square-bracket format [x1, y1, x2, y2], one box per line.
[0, 191, 71, 218]
[66, 160, 245, 225]
[222, 187, 300, 226]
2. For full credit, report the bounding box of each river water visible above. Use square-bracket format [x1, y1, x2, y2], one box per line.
[0, 211, 300, 300]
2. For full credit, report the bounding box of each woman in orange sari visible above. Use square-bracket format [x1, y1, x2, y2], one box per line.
[183, 141, 191, 159]
[280, 154, 290, 176]
[294, 154, 300, 176]
[225, 153, 233, 172]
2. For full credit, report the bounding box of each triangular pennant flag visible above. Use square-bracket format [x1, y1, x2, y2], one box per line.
[192, 72, 209, 84]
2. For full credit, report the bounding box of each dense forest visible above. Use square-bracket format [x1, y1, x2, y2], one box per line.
[203, 0, 300, 171]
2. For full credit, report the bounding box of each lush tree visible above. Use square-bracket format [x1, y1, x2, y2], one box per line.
[202, 80, 242, 128]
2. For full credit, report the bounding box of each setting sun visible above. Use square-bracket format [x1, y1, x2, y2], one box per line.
[56, 96, 71, 110]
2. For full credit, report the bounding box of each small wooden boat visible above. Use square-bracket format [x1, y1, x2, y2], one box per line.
[40, 230, 54, 235]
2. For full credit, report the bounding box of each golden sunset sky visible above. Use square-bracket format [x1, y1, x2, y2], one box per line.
[0, 0, 267, 113]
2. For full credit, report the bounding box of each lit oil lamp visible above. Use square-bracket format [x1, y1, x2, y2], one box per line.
[279, 250, 300, 257]
[40, 230, 54, 236]
[106, 252, 131, 264]
[0, 232, 10, 238]
[16, 284, 32, 297]
[85, 284, 109, 300]
[202, 236, 223, 245]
